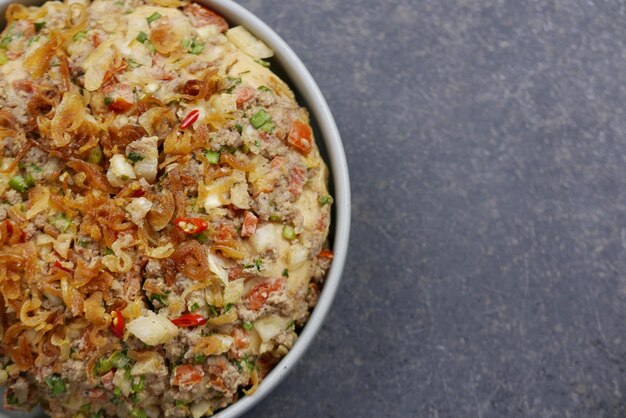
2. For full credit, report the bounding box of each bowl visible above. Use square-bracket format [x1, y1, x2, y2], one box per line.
[0, 0, 351, 417]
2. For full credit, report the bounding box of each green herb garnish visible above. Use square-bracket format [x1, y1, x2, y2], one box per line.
[127, 151, 144, 163]
[193, 354, 206, 365]
[9, 175, 30, 192]
[318, 195, 333, 206]
[44, 374, 67, 397]
[136, 31, 148, 43]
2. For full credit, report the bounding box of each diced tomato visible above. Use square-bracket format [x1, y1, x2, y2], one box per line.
[244, 278, 285, 310]
[173, 364, 204, 386]
[214, 224, 236, 241]
[318, 249, 334, 259]
[109, 97, 132, 113]
[85, 388, 106, 400]
[100, 370, 115, 390]
[240, 211, 258, 238]
[287, 120, 313, 154]
[183, 3, 229, 32]
[288, 166, 306, 196]
[92, 32, 103, 47]
[236, 87, 255, 108]
[231, 328, 249, 350]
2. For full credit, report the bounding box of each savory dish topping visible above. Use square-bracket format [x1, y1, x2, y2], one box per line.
[0, 0, 333, 416]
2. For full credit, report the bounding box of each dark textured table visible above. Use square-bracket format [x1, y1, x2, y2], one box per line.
[239, 0, 626, 417]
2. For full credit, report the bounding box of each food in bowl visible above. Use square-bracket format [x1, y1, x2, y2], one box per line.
[0, 0, 334, 416]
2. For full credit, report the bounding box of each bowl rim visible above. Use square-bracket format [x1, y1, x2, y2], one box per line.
[0, 0, 351, 417]
[205, 2, 351, 417]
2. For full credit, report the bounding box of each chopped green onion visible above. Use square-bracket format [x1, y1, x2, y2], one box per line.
[9, 175, 30, 192]
[0, 50, 8, 65]
[28, 163, 43, 173]
[131, 376, 145, 393]
[88, 146, 103, 164]
[282, 268, 289, 278]
[205, 150, 220, 164]
[175, 400, 189, 407]
[110, 351, 131, 369]
[6, 393, 19, 405]
[24, 173, 35, 187]
[113, 387, 122, 397]
[260, 121, 275, 133]
[234, 123, 243, 134]
[190, 302, 200, 311]
[254, 258, 263, 271]
[136, 31, 148, 43]
[150, 293, 168, 306]
[287, 319, 295, 330]
[224, 303, 233, 313]
[94, 357, 113, 375]
[249, 109, 271, 129]
[127, 58, 142, 69]
[52, 213, 72, 232]
[80, 403, 91, 413]
[282, 225, 296, 240]
[146, 12, 161, 24]
[104, 96, 113, 106]
[194, 232, 208, 244]
[44, 374, 67, 397]
[207, 305, 218, 316]
[77, 238, 90, 248]
[243, 322, 253, 331]
[144, 40, 156, 52]
[182, 39, 204, 55]
[319, 195, 333, 206]
[127, 151, 144, 163]
[129, 408, 147, 418]
[73, 30, 87, 41]
[131, 392, 141, 404]
[27, 35, 40, 46]
[268, 214, 281, 222]
[193, 354, 206, 365]
[255, 59, 270, 68]
[102, 247, 114, 256]
[258, 86, 271, 92]
[34, 21, 46, 32]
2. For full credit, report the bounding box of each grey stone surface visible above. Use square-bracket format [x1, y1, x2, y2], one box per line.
[238, 0, 626, 417]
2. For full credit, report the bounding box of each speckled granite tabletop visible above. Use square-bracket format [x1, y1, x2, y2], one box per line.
[241, 0, 626, 417]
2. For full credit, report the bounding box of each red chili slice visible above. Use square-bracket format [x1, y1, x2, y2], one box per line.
[171, 313, 207, 327]
[110, 311, 124, 338]
[180, 109, 200, 129]
[174, 217, 208, 235]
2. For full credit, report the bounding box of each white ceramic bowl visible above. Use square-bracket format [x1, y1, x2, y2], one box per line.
[0, 0, 351, 417]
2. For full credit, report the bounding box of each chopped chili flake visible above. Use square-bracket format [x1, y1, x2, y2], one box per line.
[174, 217, 208, 235]
[180, 109, 200, 129]
[171, 313, 207, 327]
[110, 311, 125, 338]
